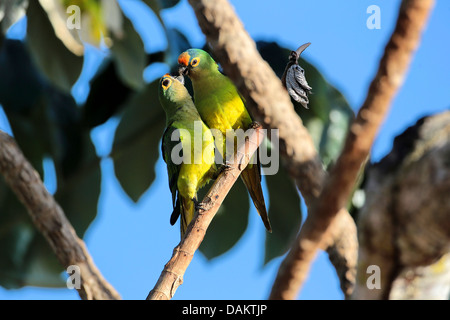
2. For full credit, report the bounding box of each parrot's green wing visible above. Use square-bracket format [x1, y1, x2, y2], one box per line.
[161, 123, 182, 225]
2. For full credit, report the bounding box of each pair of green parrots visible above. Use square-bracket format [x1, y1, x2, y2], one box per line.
[159, 49, 271, 238]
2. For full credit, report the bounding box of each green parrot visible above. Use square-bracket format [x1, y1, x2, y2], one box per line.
[178, 49, 272, 232]
[159, 73, 217, 238]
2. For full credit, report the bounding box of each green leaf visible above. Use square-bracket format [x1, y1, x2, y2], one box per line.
[110, 15, 146, 90]
[82, 59, 133, 128]
[26, 0, 83, 93]
[199, 179, 250, 260]
[112, 80, 165, 202]
[264, 166, 302, 264]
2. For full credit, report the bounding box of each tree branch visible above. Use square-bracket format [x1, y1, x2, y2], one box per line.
[147, 124, 265, 300]
[269, 0, 435, 299]
[187, 0, 357, 298]
[0, 130, 121, 300]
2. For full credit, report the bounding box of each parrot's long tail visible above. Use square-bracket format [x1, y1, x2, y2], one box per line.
[179, 196, 195, 238]
[240, 158, 272, 233]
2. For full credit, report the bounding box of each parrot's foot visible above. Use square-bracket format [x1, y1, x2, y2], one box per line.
[248, 121, 262, 130]
[213, 163, 233, 180]
[221, 163, 234, 173]
[193, 198, 206, 213]
[222, 163, 234, 172]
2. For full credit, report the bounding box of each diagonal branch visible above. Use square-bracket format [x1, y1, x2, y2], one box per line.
[147, 124, 265, 300]
[269, 0, 435, 299]
[187, 0, 357, 298]
[0, 130, 121, 300]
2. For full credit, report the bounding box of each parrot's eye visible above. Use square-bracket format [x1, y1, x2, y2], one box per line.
[191, 58, 200, 67]
[162, 78, 172, 90]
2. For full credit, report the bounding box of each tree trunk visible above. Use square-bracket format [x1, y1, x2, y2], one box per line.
[353, 111, 450, 299]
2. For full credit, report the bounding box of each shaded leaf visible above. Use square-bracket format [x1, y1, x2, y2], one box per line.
[296, 64, 354, 168]
[0, 40, 50, 174]
[18, 233, 64, 287]
[26, 0, 83, 93]
[112, 80, 165, 202]
[166, 27, 191, 66]
[264, 166, 302, 264]
[158, 0, 181, 9]
[199, 179, 250, 260]
[143, 0, 181, 12]
[0, 40, 44, 114]
[0, 185, 63, 288]
[110, 15, 146, 90]
[146, 50, 166, 65]
[82, 59, 133, 128]
[55, 133, 101, 235]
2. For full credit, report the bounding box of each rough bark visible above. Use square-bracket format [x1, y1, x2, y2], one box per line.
[353, 111, 450, 299]
[187, 0, 358, 299]
[0, 130, 120, 300]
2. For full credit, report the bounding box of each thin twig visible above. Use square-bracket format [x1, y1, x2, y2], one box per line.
[187, 0, 357, 298]
[147, 124, 265, 300]
[270, 0, 435, 299]
[0, 130, 121, 300]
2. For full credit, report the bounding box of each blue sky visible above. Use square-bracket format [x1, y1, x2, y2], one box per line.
[0, 0, 449, 300]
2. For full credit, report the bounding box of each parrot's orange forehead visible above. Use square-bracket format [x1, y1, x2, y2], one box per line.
[178, 52, 190, 66]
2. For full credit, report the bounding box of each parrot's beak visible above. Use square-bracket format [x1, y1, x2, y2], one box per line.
[178, 65, 189, 76]
[174, 74, 185, 85]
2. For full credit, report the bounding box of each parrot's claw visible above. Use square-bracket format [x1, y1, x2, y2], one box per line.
[193, 198, 206, 212]
[221, 163, 234, 172]
[249, 121, 261, 130]
[213, 163, 233, 180]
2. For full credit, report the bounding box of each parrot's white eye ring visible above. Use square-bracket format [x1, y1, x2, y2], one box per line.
[191, 58, 200, 67]
[162, 78, 172, 90]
